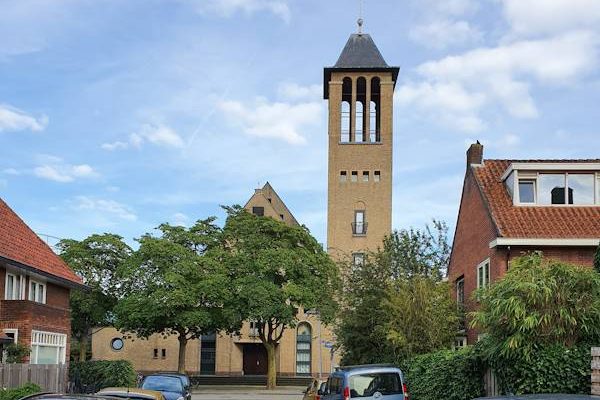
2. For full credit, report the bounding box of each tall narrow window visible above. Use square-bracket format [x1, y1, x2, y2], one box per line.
[5, 273, 25, 300]
[29, 280, 46, 304]
[477, 260, 490, 289]
[456, 277, 465, 306]
[356, 77, 366, 143]
[296, 323, 312, 375]
[374, 171, 381, 182]
[353, 210, 366, 235]
[351, 171, 358, 182]
[341, 77, 352, 142]
[340, 171, 347, 182]
[371, 77, 381, 142]
[362, 171, 369, 182]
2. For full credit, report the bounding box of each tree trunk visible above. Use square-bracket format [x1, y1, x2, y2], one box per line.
[264, 342, 277, 389]
[177, 335, 188, 374]
[79, 334, 88, 362]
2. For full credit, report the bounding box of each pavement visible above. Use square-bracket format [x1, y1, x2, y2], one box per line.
[192, 385, 306, 400]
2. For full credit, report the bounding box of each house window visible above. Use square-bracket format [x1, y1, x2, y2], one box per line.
[28, 280, 46, 304]
[30, 330, 66, 364]
[456, 277, 465, 306]
[569, 174, 595, 205]
[252, 207, 264, 217]
[454, 336, 467, 349]
[477, 259, 490, 289]
[341, 77, 352, 143]
[539, 174, 567, 204]
[518, 180, 536, 204]
[362, 171, 369, 182]
[352, 253, 364, 267]
[351, 171, 358, 182]
[296, 323, 311, 375]
[249, 320, 259, 337]
[353, 210, 367, 235]
[340, 171, 347, 182]
[4, 273, 25, 300]
[161, 349, 166, 359]
[153, 349, 158, 359]
[374, 171, 381, 182]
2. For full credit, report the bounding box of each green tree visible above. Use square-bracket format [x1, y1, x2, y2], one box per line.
[218, 206, 339, 389]
[58, 234, 131, 361]
[337, 220, 453, 365]
[471, 252, 600, 360]
[115, 218, 240, 373]
[385, 277, 459, 361]
[594, 244, 600, 273]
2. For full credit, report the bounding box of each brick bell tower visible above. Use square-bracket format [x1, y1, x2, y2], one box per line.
[324, 21, 399, 263]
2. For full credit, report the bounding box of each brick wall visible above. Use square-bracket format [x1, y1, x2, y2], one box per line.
[593, 347, 600, 395]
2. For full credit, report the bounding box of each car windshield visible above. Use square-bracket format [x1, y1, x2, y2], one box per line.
[142, 376, 183, 393]
[349, 372, 402, 398]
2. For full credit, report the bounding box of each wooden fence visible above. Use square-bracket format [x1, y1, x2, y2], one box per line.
[0, 364, 67, 392]
[483, 368, 500, 397]
[592, 347, 600, 396]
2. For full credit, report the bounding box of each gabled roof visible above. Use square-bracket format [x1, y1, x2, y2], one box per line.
[472, 159, 600, 239]
[0, 198, 82, 286]
[324, 33, 400, 99]
[243, 182, 300, 227]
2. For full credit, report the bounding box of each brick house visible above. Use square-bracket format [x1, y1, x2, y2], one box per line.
[448, 142, 600, 345]
[0, 198, 83, 363]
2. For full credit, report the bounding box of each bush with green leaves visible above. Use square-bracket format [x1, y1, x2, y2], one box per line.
[69, 360, 136, 391]
[471, 252, 600, 359]
[4, 343, 30, 363]
[0, 383, 41, 400]
[487, 343, 591, 395]
[405, 347, 484, 400]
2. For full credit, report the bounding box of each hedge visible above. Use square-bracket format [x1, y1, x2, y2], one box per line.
[405, 347, 485, 400]
[69, 360, 136, 392]
[488, 344, 591, 395]
[0, 383, 41, 400]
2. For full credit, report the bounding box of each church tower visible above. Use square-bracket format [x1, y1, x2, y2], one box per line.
[324, 26, 399, 262]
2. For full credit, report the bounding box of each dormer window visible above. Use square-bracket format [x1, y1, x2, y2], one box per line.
[503, 164, 600, 206]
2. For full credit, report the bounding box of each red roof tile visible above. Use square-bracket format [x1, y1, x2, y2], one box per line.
[0, 198, 82, 285]
[472, 159, 600, 239]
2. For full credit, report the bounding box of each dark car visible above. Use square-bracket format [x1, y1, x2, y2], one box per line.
[475, 395, 600, 399]
[151, 373, 190, 392]
[139, 374, 190, 400]
[19, 395, 120, 400]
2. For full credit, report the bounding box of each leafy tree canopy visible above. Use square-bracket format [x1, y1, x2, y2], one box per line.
[217, 206, 339, 388]
[114, 218, 240, 372]
[471, 252, 600, 359]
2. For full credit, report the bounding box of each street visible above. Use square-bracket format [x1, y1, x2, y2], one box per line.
[192, 386, 306, 400]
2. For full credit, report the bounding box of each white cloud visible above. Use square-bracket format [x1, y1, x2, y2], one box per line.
[218, 98, 321, 145]
[73, 196, 137, 221]
[2, 168, 20, 175]
[399, 31, 599, 131]
[503, 0, 600, 38]
[0, 104, 48, 133]
[101, 124, 184, 150]
[33, 157, 97, 183]
[172, 212, 189, 227]
[409, 20, 482, 50]
[190, 0, 290, 23]
[278, 82, 321, 101]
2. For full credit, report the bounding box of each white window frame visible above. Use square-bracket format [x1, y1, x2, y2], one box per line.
[456, 277, 465, 305]
[352, 252, 364, 267]
[454, 336, 467, 349]
[513, 171, 600, 206]
[477, 259, 490, 289]
[30, 330, 67, 364]
[4, 272, 26, 300]
[3, 329, 18, 344]
[28, 279, 47, 304]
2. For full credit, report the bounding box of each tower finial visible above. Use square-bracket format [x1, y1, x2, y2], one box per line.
[357, 0, 364, 34]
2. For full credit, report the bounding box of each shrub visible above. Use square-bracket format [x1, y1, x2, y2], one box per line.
[4, 343, 30, 363]
[405, 347, 484, 400]
[69, 360, 136, 392]
[0, 383, 41, 400]
[488, 343, 591, 395]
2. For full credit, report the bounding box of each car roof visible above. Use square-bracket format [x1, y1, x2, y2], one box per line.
[334, 364, 403, 375]
[97, 388, 163, 400]
[21, 395, 119, 400]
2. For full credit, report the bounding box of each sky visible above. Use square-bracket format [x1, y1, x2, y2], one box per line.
[1, 0, 600, 247]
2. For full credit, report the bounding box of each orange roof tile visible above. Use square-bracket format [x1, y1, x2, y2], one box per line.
[0, 198, 82, 285]
[472, 159, 600, 238]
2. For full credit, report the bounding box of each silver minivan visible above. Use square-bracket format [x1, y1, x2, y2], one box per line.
[319, 364, 408, 400]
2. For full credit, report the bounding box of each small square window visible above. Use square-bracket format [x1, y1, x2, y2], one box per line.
[374, 171, 381, 182]
[280, 214, 284, 220]
[362, 171, 369, 182]
[252, 207, 264, 217]
[351, 171, 358, 182]
[161, 349, 166, 359]
[352, 253, 364, 267]
[340, 171, 347, 182]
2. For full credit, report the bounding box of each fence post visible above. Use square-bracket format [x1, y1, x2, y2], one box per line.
[592, 347, 600, 396]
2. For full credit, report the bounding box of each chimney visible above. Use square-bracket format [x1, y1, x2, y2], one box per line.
[466, 141, 484, 168]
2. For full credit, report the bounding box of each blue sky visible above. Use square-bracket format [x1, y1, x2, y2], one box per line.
[2, 0, 600, 247]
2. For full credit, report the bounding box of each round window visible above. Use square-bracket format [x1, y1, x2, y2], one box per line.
[110, 338, 124, 351]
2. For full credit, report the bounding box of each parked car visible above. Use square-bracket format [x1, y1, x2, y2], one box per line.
[303, 378, 327, 400]
[19, 395, 119, 400]
[475, 396, 600, 399]
[139, 374, 190, 400]
[96, 387, 165, 400]
[319, 364, 408, 400]
[150, 373, 190, 392]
